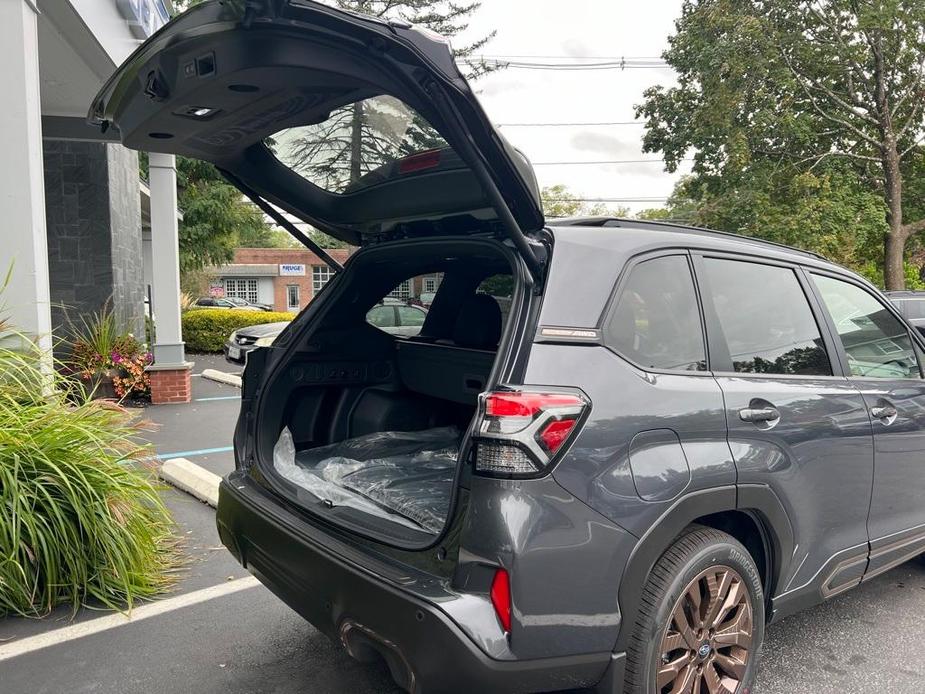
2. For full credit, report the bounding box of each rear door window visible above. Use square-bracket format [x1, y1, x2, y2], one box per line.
[702, 258, 831, 376]
[813, 275, 922, 379]
[366, 305, 396, 328]
[604, 254, 707, 372]
[397, 305, 426, 330]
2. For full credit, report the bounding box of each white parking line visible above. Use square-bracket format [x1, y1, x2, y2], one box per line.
[0, 576, 260, 662]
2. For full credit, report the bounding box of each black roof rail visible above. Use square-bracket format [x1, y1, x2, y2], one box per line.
[548, 216, 829, 262]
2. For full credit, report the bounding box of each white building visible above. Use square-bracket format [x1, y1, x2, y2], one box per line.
[2, 0, 191, 401]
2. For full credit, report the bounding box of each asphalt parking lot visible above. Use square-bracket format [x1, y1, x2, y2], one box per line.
[1, 354, 924, 693]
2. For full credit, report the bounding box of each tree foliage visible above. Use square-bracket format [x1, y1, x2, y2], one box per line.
[141, 153, 278, 271]
[541, 184, 630, 219]
[637, 0, 925, 288]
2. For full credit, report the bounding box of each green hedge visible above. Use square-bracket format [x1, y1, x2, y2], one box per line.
[181, 309, 294, 353]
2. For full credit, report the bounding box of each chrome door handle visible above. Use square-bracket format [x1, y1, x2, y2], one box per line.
[738, 407, 780, 423]
[870, 405, 898, 421]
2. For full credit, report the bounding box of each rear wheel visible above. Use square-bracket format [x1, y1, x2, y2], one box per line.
[624, 526, 764, 694]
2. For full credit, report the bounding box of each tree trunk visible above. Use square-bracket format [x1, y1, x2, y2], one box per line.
[880, 139, 906, 289]
[871, 35, 907, 290]
[350, 101, 363, 184]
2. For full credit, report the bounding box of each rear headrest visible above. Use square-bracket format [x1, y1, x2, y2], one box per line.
[452, 294, 502, 350]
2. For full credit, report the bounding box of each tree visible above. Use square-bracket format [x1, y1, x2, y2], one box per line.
[541, 184, 630, 219]
[141, 153, 278, 270]
[637, 0, 925, 288]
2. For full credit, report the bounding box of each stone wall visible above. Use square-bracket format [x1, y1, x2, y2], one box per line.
[43, 140, 144, 352]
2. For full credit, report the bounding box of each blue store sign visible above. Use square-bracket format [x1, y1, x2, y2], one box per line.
[116, 0, 170, 39]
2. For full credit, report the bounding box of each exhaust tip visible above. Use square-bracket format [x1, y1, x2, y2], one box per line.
[340, 621, 415, 692]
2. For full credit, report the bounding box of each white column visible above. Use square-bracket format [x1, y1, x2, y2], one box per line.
[148, 152, 186, 365]
[0, 0, 52, 354]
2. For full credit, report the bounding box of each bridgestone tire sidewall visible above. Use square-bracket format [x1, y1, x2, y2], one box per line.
[643, 535, 765, 694]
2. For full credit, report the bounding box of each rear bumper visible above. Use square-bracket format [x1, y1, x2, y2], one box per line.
[215, 473, 617, 693]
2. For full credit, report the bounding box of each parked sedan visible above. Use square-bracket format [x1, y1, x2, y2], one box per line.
[224, 321, 290, 365]
[196, 297, 264, 311]
[224, 304, 429, 365]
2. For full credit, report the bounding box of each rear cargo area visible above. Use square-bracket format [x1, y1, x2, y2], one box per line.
[254, 239, 520, 540]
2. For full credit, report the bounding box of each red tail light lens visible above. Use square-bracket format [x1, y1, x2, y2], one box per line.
[485, 392, 583, 417]
[490, 568, 512, 633]
[538, 417, 578, 453]
[475, 390, 588, 477]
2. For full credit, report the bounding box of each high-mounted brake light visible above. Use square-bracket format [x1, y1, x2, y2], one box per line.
[490, 568, 512, 633]
[398, 149, 441, 174]
[475, 390, 588, 477]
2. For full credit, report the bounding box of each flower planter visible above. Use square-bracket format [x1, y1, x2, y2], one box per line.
[82, 369, 118, 400]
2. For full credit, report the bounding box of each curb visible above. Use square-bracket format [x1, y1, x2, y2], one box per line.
[201, 368, 242, 388]
[159, 457, 221, 507]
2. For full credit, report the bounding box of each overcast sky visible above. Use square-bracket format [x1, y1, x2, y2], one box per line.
[460, 0, 689, 213]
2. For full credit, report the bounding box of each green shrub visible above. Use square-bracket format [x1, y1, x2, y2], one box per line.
[181, 309, 294, 353]
[0, 343, 177, 617]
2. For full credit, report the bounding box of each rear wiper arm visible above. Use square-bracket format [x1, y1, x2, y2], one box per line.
[221, 170, 345, 273]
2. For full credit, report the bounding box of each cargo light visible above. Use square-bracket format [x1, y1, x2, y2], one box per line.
[474, 390, 588, 477]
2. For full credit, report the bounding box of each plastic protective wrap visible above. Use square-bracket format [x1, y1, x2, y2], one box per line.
[273, 427, 459, 534]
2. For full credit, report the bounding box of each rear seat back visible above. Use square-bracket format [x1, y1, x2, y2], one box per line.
[397, 293, 502, 404]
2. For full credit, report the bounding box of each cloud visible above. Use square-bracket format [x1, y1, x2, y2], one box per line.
[570, 131, 644, 159]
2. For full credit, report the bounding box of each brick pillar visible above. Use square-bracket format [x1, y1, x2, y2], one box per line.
[147, 363, 193, 404]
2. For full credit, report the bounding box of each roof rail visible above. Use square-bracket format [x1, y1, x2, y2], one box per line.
[549, 216, 828, 261]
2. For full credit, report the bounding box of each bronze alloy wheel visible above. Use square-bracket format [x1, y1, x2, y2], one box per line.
[656, 565, 754, 694]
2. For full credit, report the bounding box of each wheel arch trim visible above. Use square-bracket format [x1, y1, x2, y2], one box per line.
[613, 483, 794, 651]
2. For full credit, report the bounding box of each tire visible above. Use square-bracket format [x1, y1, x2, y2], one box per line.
[624, 525, 765, 694]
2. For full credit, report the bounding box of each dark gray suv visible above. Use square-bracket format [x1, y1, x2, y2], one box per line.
[92, 3, 925, 692]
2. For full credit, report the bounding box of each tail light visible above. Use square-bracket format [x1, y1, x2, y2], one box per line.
[474, 389, 589, 477]
[490, 568, 512, 633]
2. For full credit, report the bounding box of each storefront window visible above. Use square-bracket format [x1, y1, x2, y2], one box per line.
[312, 266, 334, 293]
[224, 278, 259, 304]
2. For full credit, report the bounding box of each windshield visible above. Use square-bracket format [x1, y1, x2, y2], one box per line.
[267, 95, 449, 195]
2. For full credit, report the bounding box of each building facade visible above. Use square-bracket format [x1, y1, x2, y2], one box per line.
[4, 0, 193, 403]
[214, 248, 444, 313]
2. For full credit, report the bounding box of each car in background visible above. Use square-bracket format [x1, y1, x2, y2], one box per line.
[224, 303, 429, 364]
[366, 302, 427, 337]
[885, 291, 925, 337]
[224, 296, 272, 311]
[224, 321, 290, 365]
[195, 297, 265, 311]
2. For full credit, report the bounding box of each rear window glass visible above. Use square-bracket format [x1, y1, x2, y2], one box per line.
[267, 95, 449, 194]
[703, 258, 831, 376]
[605, 255, 707, 372]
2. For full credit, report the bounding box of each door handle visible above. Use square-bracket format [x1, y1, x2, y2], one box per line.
[870, 405, 898, 421]
[738, 407, 780, 423]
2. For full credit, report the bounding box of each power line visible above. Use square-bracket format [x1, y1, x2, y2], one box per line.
[498, 121, 644, 127]
[533, 159, 685, 166]
[462, 60, 669, 71]
[471, 54, 666, 60]
[547, 197, 670, 202]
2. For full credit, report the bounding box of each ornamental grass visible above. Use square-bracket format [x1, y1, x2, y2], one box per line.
[0, 340, 177, 617]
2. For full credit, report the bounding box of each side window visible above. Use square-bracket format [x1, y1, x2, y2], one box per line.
[397, 305, 426, 329]
[702, 258, 831, 376]
[605, 255, 707, 372]
[366, 305, 396, 328]
[812, 275, 921, 379]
